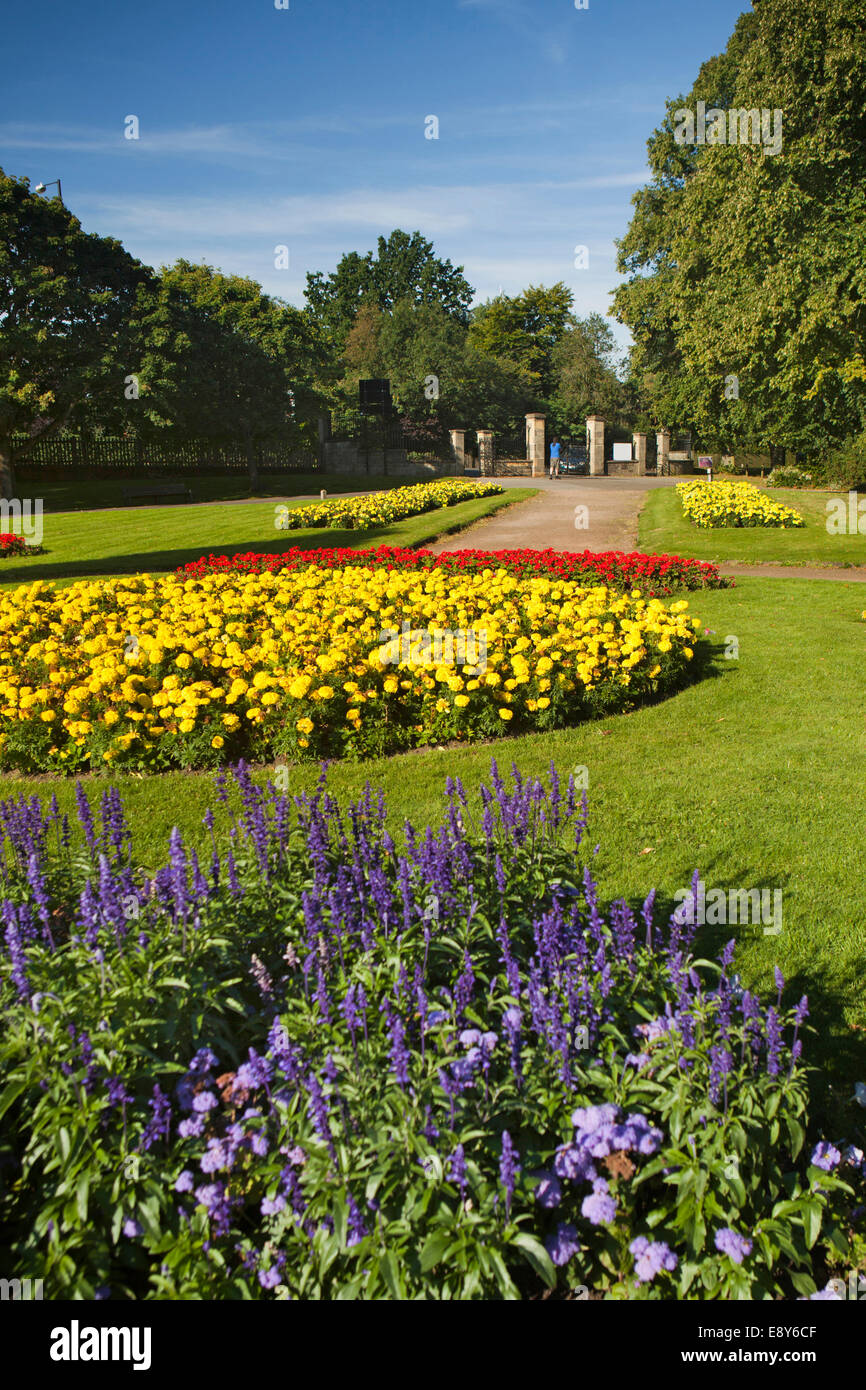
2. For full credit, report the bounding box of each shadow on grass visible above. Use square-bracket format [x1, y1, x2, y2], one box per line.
[0, 525, 409, 585]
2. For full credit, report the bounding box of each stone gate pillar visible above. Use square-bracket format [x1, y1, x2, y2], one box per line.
[525, 413, 546, 477]
[656, 429, 670, 475]
[449, 428, 467, 474]
[477, 429, 494, 476]
[587, 415, 605, 476]
[632, 432, 648, 477]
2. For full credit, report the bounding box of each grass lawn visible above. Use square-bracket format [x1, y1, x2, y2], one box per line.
[640, 482, 866, 566]
[0, 487, 536, 590]
[3, 575, 864, 1103]
[12, 469, 413, 513]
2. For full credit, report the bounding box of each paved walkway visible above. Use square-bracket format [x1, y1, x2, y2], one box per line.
[430, 476, 681, 555]
[431, 476, 866, 583]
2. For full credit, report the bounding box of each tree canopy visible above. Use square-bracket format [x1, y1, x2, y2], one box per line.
[305, 230, 474, 349]
[0, 169, 152, 496]
[612, 0, 866, 457]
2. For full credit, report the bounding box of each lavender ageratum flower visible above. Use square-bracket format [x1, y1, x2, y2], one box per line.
[811, 1141, 842, 1172]
[581, 1179, 617, 1226]
[572, 1104, 618, 1134]
[535, 1173, 562, 1209]
[624, 1053, 651, 1071]
[807, 1285, 843, 1300]
[630, 1236, 678, 1284]
[122, 1219, 143, 1238]
[553, 1142, 596, 1183]
[545, 1222, 581, 1267]
[426, 1009, 448, 1027]
[189, 1047, 219, 1075]
[192, 1090, 218, 1114]
[261, 1195, 286, 1216]
[178, 1115, 205, 1139]
[174, 1170, 194, 1193]
[451, 1048, 482, 1088]
[459, 1029, 482, 1048]
[258, 1266, 282, 1290]
[714, 1228, 753, 1264]
[500, 1131, 519, 1217]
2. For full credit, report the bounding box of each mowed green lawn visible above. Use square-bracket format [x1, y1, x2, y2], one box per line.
[640, 483, 866, 566]
[2, 575, 864, 1101]
[12, 469, 411, 514]
[0, 487, 535, 590]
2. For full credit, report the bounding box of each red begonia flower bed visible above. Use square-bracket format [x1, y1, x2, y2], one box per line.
[177, 545, 732, 596]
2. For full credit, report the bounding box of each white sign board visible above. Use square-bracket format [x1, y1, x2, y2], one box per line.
[612, 443, 632, 462]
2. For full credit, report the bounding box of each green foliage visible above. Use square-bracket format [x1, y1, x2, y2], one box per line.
[613, 0, 866, 455]
[305, 230, 474, 350]
[0, 767, 860, 1300]
[0, 168, 153, 497]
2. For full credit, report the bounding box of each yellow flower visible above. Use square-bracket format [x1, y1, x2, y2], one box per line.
[211, 735, 225, 749]
[296, 717, 314, 734]
[498, 708, 513, 721]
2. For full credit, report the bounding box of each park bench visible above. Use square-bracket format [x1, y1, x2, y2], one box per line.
[121, 482, 193, 506]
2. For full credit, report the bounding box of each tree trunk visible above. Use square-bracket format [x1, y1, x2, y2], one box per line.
[0, 435, 15, 501]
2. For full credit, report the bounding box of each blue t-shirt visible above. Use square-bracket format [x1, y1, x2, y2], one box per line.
[550, 443, 561, 460]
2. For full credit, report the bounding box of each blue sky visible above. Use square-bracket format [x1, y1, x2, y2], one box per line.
[2, 0, 750, 352]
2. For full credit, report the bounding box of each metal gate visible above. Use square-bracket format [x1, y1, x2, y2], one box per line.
[492, 427, 530, 476]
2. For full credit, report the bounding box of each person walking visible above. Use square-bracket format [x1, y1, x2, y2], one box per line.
[549, 438, 561, 478]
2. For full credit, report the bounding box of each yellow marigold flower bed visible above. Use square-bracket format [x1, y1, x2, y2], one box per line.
[277, 478, 502, 531]
[0, 570, 702, 772]
[677, 479, 804, 528]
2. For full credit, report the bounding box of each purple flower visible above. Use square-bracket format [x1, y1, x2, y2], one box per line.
[807, 1285, 843, 1300]
[500, 1131, 519, 1218]
[714, 1228, 753, 1264]
[122, 1219, 143, 1238]
[192, 1090, 218, 1114]
[261, 1195, 286, 1216]
[553, 1142, 596, 1183]
[449, 1143, 467, 1194]
[535, 1173, 562, 1209]
[811, 1141, 842, 1172]
[178, 1114, 205, 1139]
[581, 1179, 617, 1226]
[572, 1104, 618, 1134]
[258, 1266, 282, 1290]
[174, 1170, 194, 1193]
[630, 1235, 678, 1283]
[545, 1221, 581, 1267]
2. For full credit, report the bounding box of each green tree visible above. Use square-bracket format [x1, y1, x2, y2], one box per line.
[137, 261, 326, 486]
[368, 300, 531, 435]
[0, 169, 152, 498]
[613, 0, 866, 459]
[305, 230, 474, 349]
[469, 284, 576, 403]
[548, 313, 624, 436]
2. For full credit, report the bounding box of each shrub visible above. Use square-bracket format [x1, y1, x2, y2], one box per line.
[0, 765, 860, 1300]
[766, 466, 815, 489]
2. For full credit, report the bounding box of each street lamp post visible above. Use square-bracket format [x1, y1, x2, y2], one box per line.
[33, 179, 63, 204]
